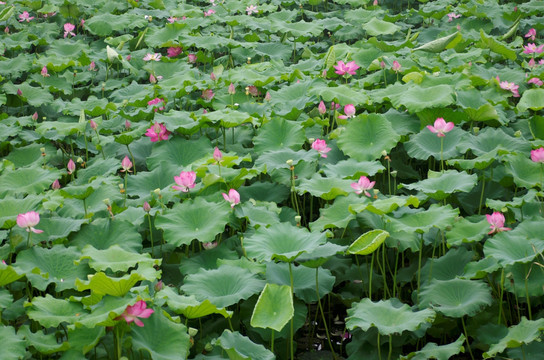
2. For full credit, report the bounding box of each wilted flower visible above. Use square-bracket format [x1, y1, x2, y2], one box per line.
[147, 98, 165, 112]
[523, 43, 544, 55]
[41, 66, 50, 77]
[525, 28, 537, 41]
[116, 300, 154, 327]
[187, 53, 197, 63]
[204, 9, 215, 16]
[203, 241, 218, 250]
[64, 23, 75, 38]
[486, 212, 511, 235]
[248, 85, 260, 96]
[246, 5, 258, 15]
[311, 139, 331, 158]
[121, 155, 132, 172]
[67, 159, 76, 174]
[351, 176, 376, 197]
[222, 189, 240, 208]
[201, 89, 214, 101]
[145, 122, 170, 142]
[318, 101, 327, 115]
[51, 179, 61, 190]
[17, 211, 43, 234]
[143, 53, 162, 61]
[392, 60, 401, 72]
[334, 60, 359, 76]
[447, 12, 461, 21]
[228, 83, 236, 95]
[531, 147, 544, 163]
[528, 77, 543, 86]
[167, 46, 182, 58]
[426, 117, 454, 137]
[172, 171, 196, 192]
[18, 11, 34, 22]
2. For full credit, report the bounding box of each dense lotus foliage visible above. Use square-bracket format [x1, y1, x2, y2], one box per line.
[1, 0, 544, 359]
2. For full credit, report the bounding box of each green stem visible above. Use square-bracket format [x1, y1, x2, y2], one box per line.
[388, 334, 393, 360]
[417, 234, 424, 302]
[440, 137, 444, 172]
[524, 263, 532, 320]
[270, 329, 275, 354]
[498, 269, 505, 325]
[126, 144, 136, 175]
[123, 174, 128, 208]
[316, 268, 336, 358]
[377, 332, 382, 360]
[369, 252, 374, 300]
[478, 170, 486, 215]
[288, 262, 295, 360]
[461, 317, 475, 360]
[26, 231, 31, 248]
[147, 213, 154, 257]
[83, 198, 87, 217]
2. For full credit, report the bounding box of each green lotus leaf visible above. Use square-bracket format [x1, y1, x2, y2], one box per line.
[179, 244, 239, 276]
[297, 242, 348, 268]
[234, 201, 281, 228]
[0, 289, 12, 308]
[75, 295, 137, 328]
[35, 121, 86, 137]
[253, 118, 306, 153]
[0, 263, 24, 287]
[158, 287, 232, 319]
[146, 136, 212, 171]
[18, 325, 70, 355]
[337, 114, 400, 162]
[215, 330, 275, 360]
[503, 154, 542, 188]
[413, 31, 462, 53]
[447, 152, 496, 171]
[419, 278, 493, 317]
[309, 83, 370, 106]
[63, 96, 117, 117]
[0, 326, 26, 359]
[459, 127, 530, 157]
[462, 257, 501, 280]
[401, 170, 478, 200]
[363, 17, 401, 36]
[348, 229, 389, 255]
[503, 262, 544, 297]
[75, 271, 144, 297]
[78, 245, 160, 273]
[74, 157, 121, 185]
[268, 81, 317, 119]
[387, 204, 458, 234]
[349, 195, 420, 215]
[446, 216, 489, 246]
[30, 216, 87, 242]
[402, 334, 465, 360]
[390, 84, 455, 113]
[66, 326, 105, 354]
[181, 265, 265, 308]
[2, 82, 54, 106]
[128, 162, 179, 200]
[255, 148, 316, 172]
[251, 283, 294, 332]
[420, 247, 474, 286]
[297, 174, 354, 200]
[265, 262, 335, 303]
[310, 193, 364, 231]
[244, 222, 326, 263]
[404, 127, 464, 160]
[484, 232, 544, 266]
[15, 246, 90, 292]
[322, 159, 385, 179]
[479, 30, 517, 61]
[483, 317, 544, 359]
[155, 197, 231, 247]
[4, 143, 57, 168]
[0, 195, 42, 229]
[0, 166, 60, 197]
[346, 298, 435, 336]
[131, 310, 191, 360]
[26, 294, 87, 327]
[144, 22, 187, 47]
[518, 89, 544, 112]
[71, 218, 143, 253]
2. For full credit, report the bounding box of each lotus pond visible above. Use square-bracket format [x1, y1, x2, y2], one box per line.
[1, 0, 544, 359]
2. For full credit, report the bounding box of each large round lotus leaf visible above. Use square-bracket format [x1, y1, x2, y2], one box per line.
[297, 242, 348, 268]
[30, 216, 87, 242]
[268, 81, 316, 119]
[0, 289, 12, 309]
[255, 148, 316, 171]
[310, 193, 364, 231]
[401, 170, 477, 201]
[458, 127, 530, 157]
[15, 246, 90, 292]
[215, 330, 275, 360]
[26, 294, 87, 328]
[309, 84, 370, 105]
[73, 157, 120, 185]
[463, 257, 501, 280]
[4, 142, 57, 168]
[146, 136, 212, 171]
[337, 114, 400, 162]
[346, 298, 435, 336]
[0, 195, 42, 229]
[265, 262, 335, 303]
[0, 166, 60, 197]
[484, 232, 544, 266]
[504, 262, 544, 297]
[420, 247, 473, 286]
[446, 216, 489, 246]
[3, 81, 54, 106]
[404, 334, 466, 360]
[253, 117, 305, 153]
[517, 88, 544, 112]
[348, 229, 389, 255]
[235, 201, 281, 228]
[503, 154, 542, 188]
[390, 84, 455, 113]
[484, 317, 544, 359]
[18, 325, 70, 354]
[418, 278, 493, 317]
[155, 197, 231, 247]
[0, 326, 26, 359]
[132, 311, 191, 360]
[0, 263, 23, 287]
[387, 204, 458, 234]
[322, 159, 385, 179]
[244, 222, 326, 263]
[75, 295, 137, 328]
[251, 283, 294, 332]
[71, 218, 142, 253]
[363, 17, 401, 36]
[179, 245, 239, 275]
[78, 245, 160, 273]
[349, 195, 420, 216]
[158, 287, 232, 319]
[200, 109, 254, 128]
[75, 271, 145, 297]
[447, 152, 496, 171]
[181, 265, 265, 308]
[297, 174, 354, 200]
[128, 162, 179, 200]
[404, 126, 464, 161]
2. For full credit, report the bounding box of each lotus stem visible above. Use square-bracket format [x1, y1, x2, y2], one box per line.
[288, 262, 295, 360]
[369, 252, 375, 300]
[26, 231, 31, 248]
[524, 263, 532, 320]
[461, 316, 475, 360]
[388, 334, 393, 360]
[417, 233, 423, 302]
[377, 332, 382, 360]
[316, 268, 336, 358]
[123, 174, 128, 208]
[440, 137, 444, 172]
[478, 170, 486, 215]
[147, 213, 154, 257]
[126, 144, 136, 175]
[270, 329, 274, 353]
[381, 243, 389, 299]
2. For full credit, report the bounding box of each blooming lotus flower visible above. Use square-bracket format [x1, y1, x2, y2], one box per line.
[486, 212, 511, 235]
[246, 5, 258, 15]
[167, 46, 182, 58]
[528, 58, 536, 68]
[41, 66, 50, 77]
[531, 147, 544, 163]
[334, 61, 359, 76]
[17, 211, 43, 234]
[18, 11, 34, 22]
[147, 98, 165, 112]
[311, 139, 331, 158]
[121, 156, 132, 172]
[52, 179, 61, 190]
[351, 176, 376, 197]
[167, 16, 179, 23]
[172, 171, 196, 192]
[373, 0, 378, 5]
[204, 9, 215, 16]
[222, 189, 240, 208]
[525, 28, 536, 41]
[64, 23, 75, 38]
[187, 53, 197, 63]
[318, 101, 327, 115]
[213, 147, 222, 162]
[497, 77, 520, 97]
[145, 122, 170, 142]
[447, 12, 461, 21]
[528, 77, 543, 86]
[67, 159, 76, 174]
[117, 300, 154, 327]
[201, 89, 214, 101]
[523, 43, 544, 55]
[392, 60, 401, 72]
[203, 241, 218, 250]
[344, 104, 355, 118]
[426, 118, 454, 137]
[143, 53, 162, 61]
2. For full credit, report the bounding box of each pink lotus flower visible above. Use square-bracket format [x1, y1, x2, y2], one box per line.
[172, 171, 196, 192]
[167, 16, 179, 23]
[531, 147, 544, 163]
[89, 119, 97, 130]
[246, 5, 258, 15]
[248, 85, 260, 97]
[32, 112, 38, 121]
[334, 61, 359, 76]
[311, 139, 331, 158]
[17, 89, 22, 96]
[143, 201, 151, 212]
[126, 55, 132, 61]
[318, 101, 327, 115]
[331, 102, 340, 111]
[145, 122, 170, 142]
[228, 83, 236, 95]
[187, 53, 197, 63]
[525, 28, 536, 41]
[203, 241, 218, 250]
[149, 74, 157, 84]
[117, 300, 154, 327]
[143, 53, 162, 61]
[18, 11, 34, 22]
[447, 13, 461, 22]
[264, 91, 271, 101]
[486, 212, 511, 235]
[80, 19, 85, 27]
[373, 0, 378, 5]
[201, 89, 214, 101]
[426, 117, 454, 137]
[121, 155, 132, 172]
[528, 77, 543, 86]
[523, 43, 544, 55]
[351, 176, 376, 197]
[147, 98, 165, 112]
[213, 147, 222, 162]
[89, 61, 97, 71]
[392, 60, 401, 72]
[41, 66, 50, 77]
[17, 211, 43, 234]
[51, 179, 61, 190]
[63, 23, 75, 38]
[222, 189, 240, 208]
[497, 77, 520, 97]
[528, 58, 536, 68]
[167, 46, 182, 58]
[204, 9, 215, 16]
[344, 104, 355, 118]
[67, 159, 76, 174]
[125, 120, 131, 130]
